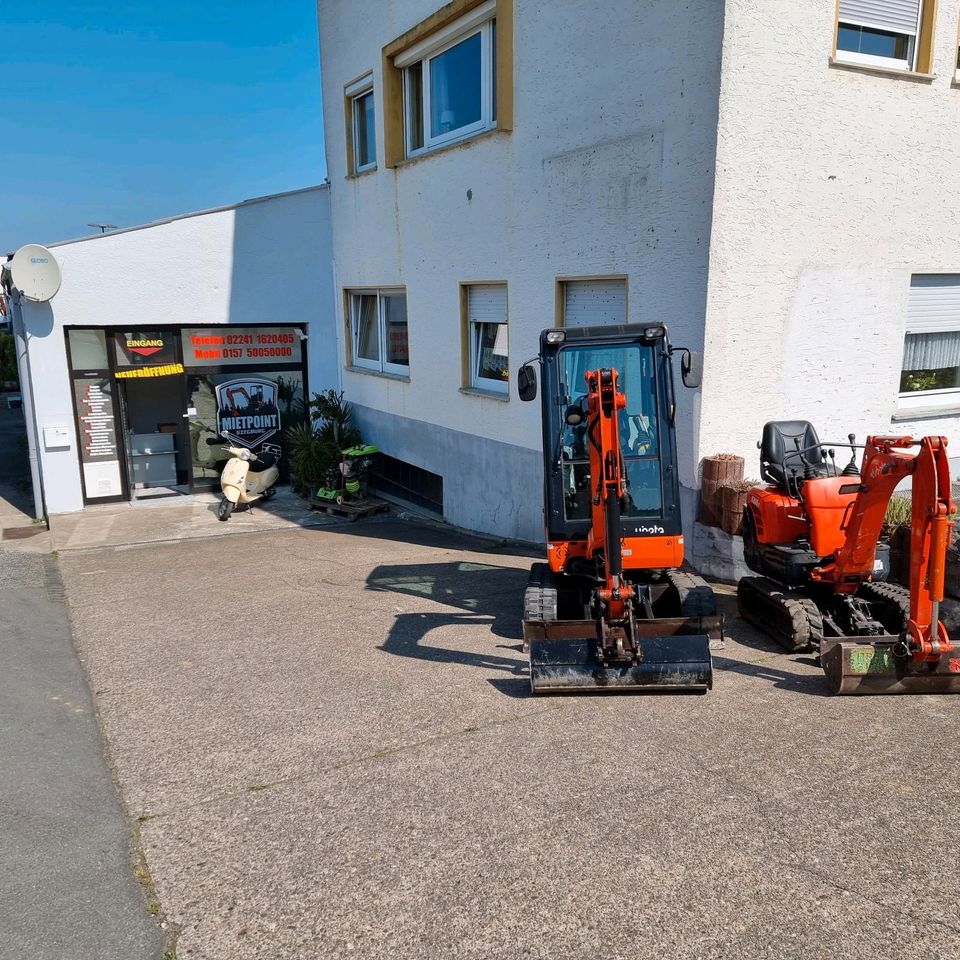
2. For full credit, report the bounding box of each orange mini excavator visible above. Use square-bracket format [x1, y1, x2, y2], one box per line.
[517, 324, 721, 693]
[738, 421, 960, 695]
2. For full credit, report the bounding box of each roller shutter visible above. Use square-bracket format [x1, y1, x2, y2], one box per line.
[838, 0, 921, 35]
[563, 279, 627, 327]
[467, 283, 507, 322]
[902, 275, 960, 373]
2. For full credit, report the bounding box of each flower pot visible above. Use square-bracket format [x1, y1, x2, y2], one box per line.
[700, 454, 744, 528]
[719, 485, 749, 536]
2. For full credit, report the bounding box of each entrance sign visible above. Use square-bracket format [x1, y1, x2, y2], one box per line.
[215, 378, 281, 448]
[114, 330, 178, 367]
[182, 327, 302, 366]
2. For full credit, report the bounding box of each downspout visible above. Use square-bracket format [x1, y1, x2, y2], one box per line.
[9, 289, 46, 520]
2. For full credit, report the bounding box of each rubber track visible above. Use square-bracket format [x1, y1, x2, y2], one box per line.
[858, 580, 910, 631]
[737, 576, 824, 653]
[523, 563, 558, 622]
[666, 569, 718, 618]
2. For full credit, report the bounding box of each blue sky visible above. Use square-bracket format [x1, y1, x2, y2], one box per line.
[2, 2, 327, 251]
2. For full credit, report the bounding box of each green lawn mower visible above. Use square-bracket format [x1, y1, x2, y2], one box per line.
[315, 444, 379, 505]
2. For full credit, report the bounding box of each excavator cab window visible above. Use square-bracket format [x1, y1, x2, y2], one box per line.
[558, 342, 662, 521]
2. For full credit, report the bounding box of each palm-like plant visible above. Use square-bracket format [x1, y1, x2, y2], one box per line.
[284, 390, 363, 495]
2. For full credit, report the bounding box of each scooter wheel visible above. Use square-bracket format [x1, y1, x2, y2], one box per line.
[218, 498, 234, 521]
[264, 485, 277, 500]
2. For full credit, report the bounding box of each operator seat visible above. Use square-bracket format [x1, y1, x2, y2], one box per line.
[760, 420, 823, 493]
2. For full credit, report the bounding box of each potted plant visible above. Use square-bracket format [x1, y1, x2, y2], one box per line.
[882, 495, 912, 588]
[719, 479, 756, 536]
[284, 390, 363, 497]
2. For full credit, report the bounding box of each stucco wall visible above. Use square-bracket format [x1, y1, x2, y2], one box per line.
[317, 0, 725, 543]
[701, 0, 960, 479]
[18, 185, 336, 514]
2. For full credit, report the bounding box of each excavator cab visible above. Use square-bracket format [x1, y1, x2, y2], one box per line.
[517, 324, 720, 693]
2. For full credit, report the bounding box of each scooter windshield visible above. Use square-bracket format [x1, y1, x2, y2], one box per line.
[558, 342, 662, 521]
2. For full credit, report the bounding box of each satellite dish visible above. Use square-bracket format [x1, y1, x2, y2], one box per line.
[10, 244, 62, 302]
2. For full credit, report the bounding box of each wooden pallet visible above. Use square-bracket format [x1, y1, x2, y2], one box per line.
[307, 495, 389, 521]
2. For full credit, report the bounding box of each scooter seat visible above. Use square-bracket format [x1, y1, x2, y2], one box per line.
[249, 451, 277, 472]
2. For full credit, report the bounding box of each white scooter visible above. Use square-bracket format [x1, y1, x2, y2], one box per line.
[218, 445, 279, 521]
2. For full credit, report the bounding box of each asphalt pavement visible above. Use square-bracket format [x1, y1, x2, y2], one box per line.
[57, 518, 960, 960]
[0, 547, 164, 960]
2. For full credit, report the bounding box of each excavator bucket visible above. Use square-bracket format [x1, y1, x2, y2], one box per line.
[524, 616, 718, 693]
[820, 638, 960, 695]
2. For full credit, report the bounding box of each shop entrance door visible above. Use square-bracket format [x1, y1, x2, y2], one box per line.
[117, 376, 191, 499]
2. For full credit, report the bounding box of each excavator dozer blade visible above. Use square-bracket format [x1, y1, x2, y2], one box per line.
[524, 617, 717, 694]
[821, 638, 960, 695]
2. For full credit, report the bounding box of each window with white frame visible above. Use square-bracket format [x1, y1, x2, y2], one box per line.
[347, 74, 376, 174]
[396, 0, 496, 157]
[835, 0, 925, 71]
[466, 283, 508, 393]
[899, 275, 960, 405]
[561, 278, 627, 327]
[349, 289, 409, 375]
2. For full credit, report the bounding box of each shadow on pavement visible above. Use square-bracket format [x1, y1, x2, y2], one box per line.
[368, 559, 531, 685]
[322, 515, 541, 557]
[711, 654, 831, 697]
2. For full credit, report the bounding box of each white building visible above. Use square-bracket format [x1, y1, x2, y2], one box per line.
[8, 184, 336, 515]
[316, 0, 960, 545]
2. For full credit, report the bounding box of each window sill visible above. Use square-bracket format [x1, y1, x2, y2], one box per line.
[346, 166, 378, 180]
[828, 56, 935, 83]
[460, 385, 509, 402]
[345, 365, 410, 383]
[391, 127, 506, 171]
[892, 403, 960, 421]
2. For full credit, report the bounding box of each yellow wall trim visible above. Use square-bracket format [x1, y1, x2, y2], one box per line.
[382, 0, 512, 168]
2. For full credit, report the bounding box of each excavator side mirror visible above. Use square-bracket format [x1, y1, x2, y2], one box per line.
[680, 350, 702, 389]
[518, 364, 538, 402]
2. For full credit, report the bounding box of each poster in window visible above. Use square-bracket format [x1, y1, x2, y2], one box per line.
[181, 327, 303, 367]
[73, 377, 123, 498]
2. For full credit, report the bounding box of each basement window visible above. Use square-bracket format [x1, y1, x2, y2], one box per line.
[898, 275, 960, 410]
[835, 0, 932, 72]
[396, 0, 497, 157]
[374, 453, 443, 514]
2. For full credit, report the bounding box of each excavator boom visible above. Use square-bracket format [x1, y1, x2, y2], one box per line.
[813, 435, 958, 693]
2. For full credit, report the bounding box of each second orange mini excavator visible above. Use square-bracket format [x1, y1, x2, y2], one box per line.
[738, 421, 960, 695]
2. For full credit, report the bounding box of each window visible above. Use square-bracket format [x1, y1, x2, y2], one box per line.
[345, 74, 376, 175]
[899, 275, 960, 407]
[348, 289, 409, 376]
[394, 0, 497, 156]
[956, 13, 960, 80]
[559, 279, 627, 327]
[374, 453, 444, 514]
[558, 341, 662, 520]
[464, 283, 508, 393]
[835, 0, 933, 72]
